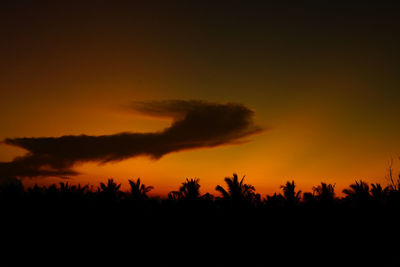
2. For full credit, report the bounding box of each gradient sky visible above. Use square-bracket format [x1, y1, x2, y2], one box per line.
[1, 1, 400, 196]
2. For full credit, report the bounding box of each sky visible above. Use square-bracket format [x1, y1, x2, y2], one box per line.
[1, 1, 400, 196]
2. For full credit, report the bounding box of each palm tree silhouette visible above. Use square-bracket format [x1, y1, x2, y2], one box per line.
[168, 178, 206, 203]
[128, 178, 153, 200]
[312, 182, 335, 205]
[98, 178, 122, 205]
[342, 180, 370, 207]
[179, 178, 200, 200]
[280, 180, 301, 207]
[370, 183, 388, 205]
[99, 179, 121, 193]
[215, 173, 258, 206]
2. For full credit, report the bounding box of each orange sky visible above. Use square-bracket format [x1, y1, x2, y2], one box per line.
[1, 1, 400, 197]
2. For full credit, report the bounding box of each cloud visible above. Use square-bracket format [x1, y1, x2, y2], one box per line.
[0, 100, 263, 179]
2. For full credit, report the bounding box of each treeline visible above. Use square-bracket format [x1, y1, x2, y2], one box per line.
[1, 173, 400, 212]
[1, 174, 399, 266]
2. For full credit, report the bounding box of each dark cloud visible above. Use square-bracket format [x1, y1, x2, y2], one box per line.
[0, 100, 263, 179]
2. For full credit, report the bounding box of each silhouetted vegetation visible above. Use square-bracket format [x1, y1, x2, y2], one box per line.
[215, 174, 260, 208]
[1, 173, 399, 266]
[128, 178, 153, 201]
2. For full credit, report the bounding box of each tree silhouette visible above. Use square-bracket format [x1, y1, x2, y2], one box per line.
[280, 180, 301, 207]
[178, 178, 200, 200]
[98, 178, 122, 205]
[215, 173, 259, 207]
[1, 173, 399, 267]
[312, 182, 336, 206]
[370, 183, 389, 206]
[99, 179, 121, 193]
[386, 158, 400, 192]
[168, 178, 213, 206]
[59, 182, 89, 196]
[342, 180, 370, 207]
[128, 178, 153, 200]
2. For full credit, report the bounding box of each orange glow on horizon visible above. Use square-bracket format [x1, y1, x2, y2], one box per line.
[3, 100, 397, 199]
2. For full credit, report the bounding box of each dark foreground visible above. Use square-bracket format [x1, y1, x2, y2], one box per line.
[1, 177, 399, 266]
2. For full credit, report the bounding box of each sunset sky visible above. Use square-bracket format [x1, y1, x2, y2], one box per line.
[1, 1, 400, 196]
